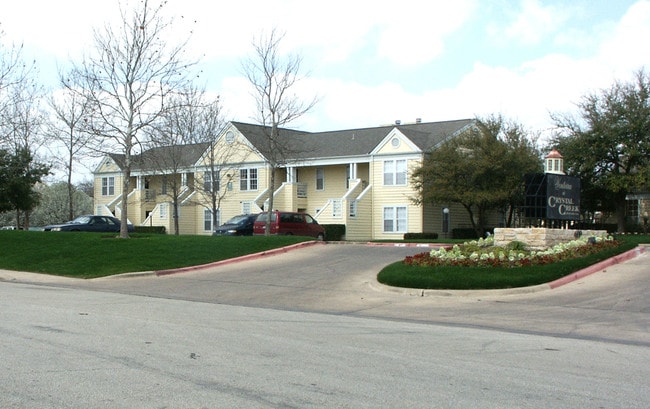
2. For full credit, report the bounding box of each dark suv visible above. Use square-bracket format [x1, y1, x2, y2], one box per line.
[253, 211, 325, 240]
[212, 214, 258, 236]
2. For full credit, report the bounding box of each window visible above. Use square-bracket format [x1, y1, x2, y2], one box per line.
[383, 160, 407, 185]
[159, 203, 168, 219]
[204, 209, 219, 231]
[331, 199, 342, 217]
[383, 206, 407, 233]
[204, 171, 219, 192]
[240, 168, 258, 191]
[241, 201, 252, 214]
[101, 177, 115, 196]
[349, 200, 357, 217]
[316, 168, 324, 190]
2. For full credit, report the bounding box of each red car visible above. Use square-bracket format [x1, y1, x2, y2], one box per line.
[253, 211, 325, 240]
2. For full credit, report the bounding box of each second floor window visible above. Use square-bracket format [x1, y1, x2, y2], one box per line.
[102, 177, 115, 196]
[383, 159, 407, 186]
[204, 171, 219, 192]
[316, 168, 324, 190]
[240, 168, 258, 191]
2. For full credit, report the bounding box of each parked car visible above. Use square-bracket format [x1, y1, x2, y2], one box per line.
[43, 215, 134, 232]
[253, 211, 325, 240]
[212, 214, 258, 236]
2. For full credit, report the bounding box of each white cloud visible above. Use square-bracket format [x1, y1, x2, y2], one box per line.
[375, 0, 476, 66]
[494, 0, 569, 45]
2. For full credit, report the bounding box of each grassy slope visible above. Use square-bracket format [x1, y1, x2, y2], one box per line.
[0, 231, 310, 279]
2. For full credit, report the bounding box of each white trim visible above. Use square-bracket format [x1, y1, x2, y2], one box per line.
[370, 128, 421, 155]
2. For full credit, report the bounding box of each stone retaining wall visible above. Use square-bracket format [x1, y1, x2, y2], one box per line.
[493, 228, 608, 250]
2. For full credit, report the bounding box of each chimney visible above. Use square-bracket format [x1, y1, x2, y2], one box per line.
[395, 120, 401, 125]
[415, 118, 422, 124]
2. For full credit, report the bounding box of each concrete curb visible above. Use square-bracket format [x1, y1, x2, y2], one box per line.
[547, 245, 646, 289]
[153, 240, 326, 276]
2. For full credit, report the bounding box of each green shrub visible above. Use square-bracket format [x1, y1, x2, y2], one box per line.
[323, 224, 345, 241]
[134, 225, 166, 234]
[506, 241, 528, 251]
[403, 232, 439, 240]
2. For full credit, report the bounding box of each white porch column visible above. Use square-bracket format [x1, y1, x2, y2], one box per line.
[137, 176, 145, 190]
[350, 163, 358, 179]
[286, 167, 297, 183]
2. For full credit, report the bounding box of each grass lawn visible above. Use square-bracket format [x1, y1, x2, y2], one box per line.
[377, 236, 648, 290]
[0, 231, 312, 279]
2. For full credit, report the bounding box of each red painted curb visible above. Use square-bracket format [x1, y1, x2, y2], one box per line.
[548, 246, 646, 289]
[155, 240, 325, 276]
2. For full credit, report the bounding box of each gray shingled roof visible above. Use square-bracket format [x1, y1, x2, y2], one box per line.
[106, 119, 475, 170]
[109, 142, 210, 171]
[232, 118, 475, 160]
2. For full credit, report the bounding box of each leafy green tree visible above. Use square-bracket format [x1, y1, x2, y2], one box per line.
[412, 115, 541, 237]
[552, 69, 650, 231]
[0, 148, 50, 228]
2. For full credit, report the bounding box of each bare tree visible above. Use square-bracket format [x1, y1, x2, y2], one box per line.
[147, 86, 247, 234]
[46, 74, 95, 220]
[0, 28, 36, 138]
[241, 29, 317, 234]
[143, 88, 209, 235]
[0, 65, 49, 229]
[67, 0, 196, 238]
[178, 91, 247, 232]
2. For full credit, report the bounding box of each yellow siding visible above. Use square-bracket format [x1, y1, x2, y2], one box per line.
[301, 165, 349, 216]
[343, 188, 373, 241]
[197, 131, 263, 167]
[370, 158, 423, 240]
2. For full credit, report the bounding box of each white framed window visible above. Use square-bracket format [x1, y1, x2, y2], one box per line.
[331, 199, 342, 218]
[383, 159, 407, 186]
[349, 200, 357, 217]
[204, 209, 219, 231]
[101, 177, 115, 196]
[241, 201, 252, 214]
[240, 168, 258, 191]
[316, 168, 324, 190]
[383, 206, 407, 233]
[159, 203, 168, 219]
[204, 170, 219, 192]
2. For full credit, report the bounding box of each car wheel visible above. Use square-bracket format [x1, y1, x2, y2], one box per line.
[316, 233, 325, 241]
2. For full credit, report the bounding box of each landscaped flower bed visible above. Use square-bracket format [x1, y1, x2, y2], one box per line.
[403, 234, 618, 268]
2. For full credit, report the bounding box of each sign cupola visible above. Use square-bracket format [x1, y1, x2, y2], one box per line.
[545, 149, 564, 175]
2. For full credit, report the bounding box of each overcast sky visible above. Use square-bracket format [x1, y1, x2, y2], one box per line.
[2, 0, 649, 141]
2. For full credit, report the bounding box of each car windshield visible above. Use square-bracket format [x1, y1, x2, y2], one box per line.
[225, 215, 249, 225]
[70, 216, 91, 224]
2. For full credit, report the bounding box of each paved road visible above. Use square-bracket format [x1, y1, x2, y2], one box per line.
[2, 280, 649, 408]
[2, 243, 649, 407]
[4, 242, 649, 346]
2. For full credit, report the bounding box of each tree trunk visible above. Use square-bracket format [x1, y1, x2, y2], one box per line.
[120, 169, 131, 238]
[615, 196, 627, 233]
[265, 166, 276, 236]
